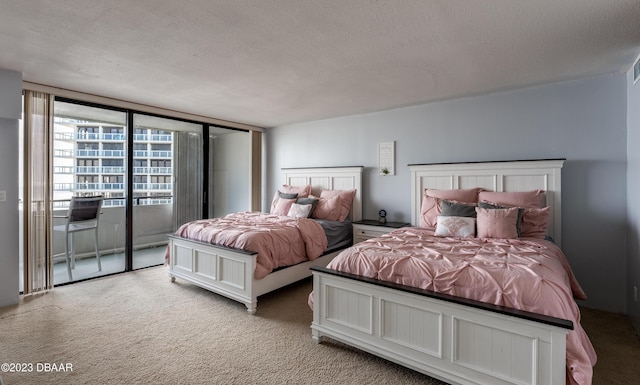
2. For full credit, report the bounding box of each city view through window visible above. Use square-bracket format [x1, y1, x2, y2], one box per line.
[53, 118, 174, 209]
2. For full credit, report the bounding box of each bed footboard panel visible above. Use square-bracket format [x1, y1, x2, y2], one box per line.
[169, 236, 258, 313]
[311, 270, 568, 385]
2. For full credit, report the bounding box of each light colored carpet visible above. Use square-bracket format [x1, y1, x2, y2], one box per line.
[0, 266, 638, 385]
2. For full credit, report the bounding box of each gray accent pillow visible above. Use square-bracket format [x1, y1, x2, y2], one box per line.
[279, 191, 298, 199]
[441, 200, 477, 218]
[478, 201, 524, 236]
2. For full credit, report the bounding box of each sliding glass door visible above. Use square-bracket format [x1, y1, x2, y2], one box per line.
[52, 101, 128, 284]
[51, 102, 208, 282]
[131, 114, 202, 269]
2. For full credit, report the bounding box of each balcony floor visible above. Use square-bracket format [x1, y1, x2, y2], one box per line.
[53, 246, 167, 285]
[52, 246, 167, 286]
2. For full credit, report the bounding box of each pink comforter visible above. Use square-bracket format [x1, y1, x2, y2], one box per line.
[171, 211, 327, 279]
[325, 227, 596, 385]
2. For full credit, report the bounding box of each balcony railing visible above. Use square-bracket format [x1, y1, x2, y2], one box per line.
[54, 183, 74, 191]
[102, 133, 126, 141]
[133, 183, 172, 190]
[60, 166, 170, 175]
[149, 150, 171, 158]
[100, 196, 173, 207]
[75, 133, 101, 140]
[148, 134, 172, 142]
[54, 132, 74, 141]
[64, 133, 172, 142]
[133, 150, 172, 158]
[54, 149, 74, 158]
[133, 134, 172, 142]
[72, 183, 173, 191]
[53, 196, 173, 209]
[75, 150, 172, 158]
[76, 166, 126, 174]
[75, 183, 125, 190]
[133, 167, 172, 174]
[54, 166, 74, 174]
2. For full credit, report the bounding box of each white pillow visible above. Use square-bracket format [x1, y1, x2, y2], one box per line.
[434, 216, 475, 238]
[287, 203, 312, 218]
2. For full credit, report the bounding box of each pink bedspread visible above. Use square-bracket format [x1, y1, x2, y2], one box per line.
[324, 227, 596, 385]
[170, 211, 327, 279]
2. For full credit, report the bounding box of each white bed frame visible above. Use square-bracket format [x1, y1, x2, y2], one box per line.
[168, 166, 363, 314]
[311, 159, 573, 385]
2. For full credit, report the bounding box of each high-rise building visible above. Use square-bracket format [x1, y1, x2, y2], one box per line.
[52, 119, 173, 208]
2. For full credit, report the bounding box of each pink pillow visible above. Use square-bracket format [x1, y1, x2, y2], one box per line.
[478, 190, 545, 209]
[476, 207, 519, 239]
[311, 195, 341, 221]
[272, 197, 297, 216]
[434, 216, 475, 238]
[419, 195, 442, 228]
[426, 188, 483, 203]
[282, 184, 311, 198]
[270, 191, 297, 213]
[319, 189, 356, 222]
[521, 207, 550, 238]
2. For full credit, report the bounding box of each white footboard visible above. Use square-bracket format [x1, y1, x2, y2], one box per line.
[311, 267, 571, 385]
[168, 236, 342, 314]
[169, 235, 260, 313]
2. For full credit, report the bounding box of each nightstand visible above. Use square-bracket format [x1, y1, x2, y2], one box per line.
[352, 220, 411, 243]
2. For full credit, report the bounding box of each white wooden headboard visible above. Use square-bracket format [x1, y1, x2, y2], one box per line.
[410, 159, 565, 246]
[282, 166, 364, 222]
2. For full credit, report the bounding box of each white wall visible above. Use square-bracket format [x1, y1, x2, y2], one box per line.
[627, 60, 640, 332]
[0, 69, 22, 307]
[267, 73, 628, 313]
[211, 131, 251, 217]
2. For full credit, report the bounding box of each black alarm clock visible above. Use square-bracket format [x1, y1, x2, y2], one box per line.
[378, 209, 387, 224]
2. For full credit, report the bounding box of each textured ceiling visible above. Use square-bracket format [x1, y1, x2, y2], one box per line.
[1, 0, 639, 128]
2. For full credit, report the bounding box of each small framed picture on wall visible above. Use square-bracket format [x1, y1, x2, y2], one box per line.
[378, 141, 395, 176]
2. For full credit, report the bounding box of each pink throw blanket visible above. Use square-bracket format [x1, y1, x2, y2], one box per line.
[323, 227, 596, 385]
[169, 211, 327, 279]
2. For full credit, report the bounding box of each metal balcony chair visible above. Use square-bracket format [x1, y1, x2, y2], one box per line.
[53, 196, 104, 280]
